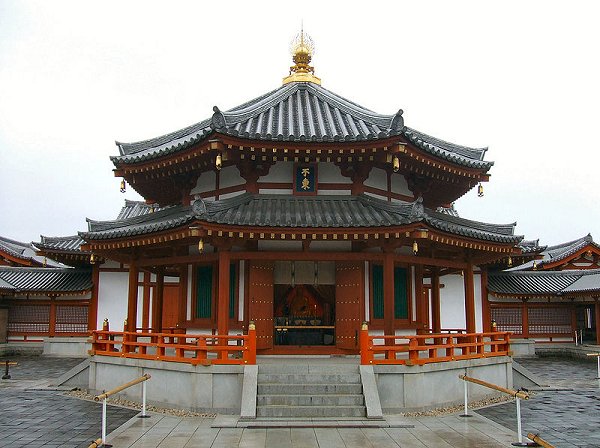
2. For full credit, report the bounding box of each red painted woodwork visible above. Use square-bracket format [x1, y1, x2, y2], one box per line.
[596, 301, 600, 345]
[431, 270, 441, 333]
[415, 265, 428, 334]
[383, 254, 395, 336]
[335, 261, 363, 350]
[248, 260, 274, 350]
[88, 264, 100, 331]
[161, 284, 180, 329]
[152, 271, 164, 332]
[127, 262, 139, 332]
[217, 251, 231, 336]
[464, 265, 476, 333]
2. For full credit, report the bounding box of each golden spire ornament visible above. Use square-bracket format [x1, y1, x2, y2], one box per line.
[282, 27, 321, 85]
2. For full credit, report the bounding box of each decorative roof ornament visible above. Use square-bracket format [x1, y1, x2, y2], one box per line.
[408, 196, 425, 220]
[283, 27, 321, 85]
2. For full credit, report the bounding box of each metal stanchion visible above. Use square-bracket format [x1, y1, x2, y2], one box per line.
[511, 396, 528, 446]
[2, 360, 11, 379]
[586, 353, 600, 379]
[460, 371, 471, 417]
[101, 397, 112, 447]
[138, 379, 150, 418]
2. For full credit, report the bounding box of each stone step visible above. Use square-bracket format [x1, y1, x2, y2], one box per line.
[257, 405, 366, 418]
[258, 383, 363, 395]
[258, 363, 359, 374]
[257, 373, 361, 384]
[257, 394, 364, 406]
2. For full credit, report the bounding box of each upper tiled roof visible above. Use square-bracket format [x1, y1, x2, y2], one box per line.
[488, 269, 600, 296]
[81, 193, 520, 244]
[0, 266, 92, 294]
[116, 199, 162, 220]
[35, 235, 87, 254]
[112, 82, 491, 170]
[517, 239, 546, 255]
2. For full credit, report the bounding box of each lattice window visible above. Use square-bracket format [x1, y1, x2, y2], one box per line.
[8, 305, 50, 333]
[528, 307, 571, 335]
[491, 307, 522, 334]
[55, 305, 88, 334]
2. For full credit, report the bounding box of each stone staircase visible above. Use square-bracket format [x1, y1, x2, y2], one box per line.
[256, 363, 366, 418]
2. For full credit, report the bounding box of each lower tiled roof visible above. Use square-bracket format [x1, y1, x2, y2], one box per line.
[488, 269, 600, 296]
[36, 235, 86, 253]
[81, 193, 521, 245]
[0, 267, 92, 294]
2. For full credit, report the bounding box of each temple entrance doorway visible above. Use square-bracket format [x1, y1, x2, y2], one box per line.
[273, 261, 335, 347]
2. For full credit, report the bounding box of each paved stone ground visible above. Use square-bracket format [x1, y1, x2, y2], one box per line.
[0, 356, 138, 448]
[477, 356, 600, 448]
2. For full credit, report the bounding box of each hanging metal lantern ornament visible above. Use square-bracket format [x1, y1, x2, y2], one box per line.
[477, 183, 484, 197]
[392, 155, 400, 173]
[412, 241, 419, 255]
[507, 256, 512, 267]
[215, 153, 222, 170]
[120, 179, 126, 193]
[198, 239, 204, 253]
[90, 253, 96, 264]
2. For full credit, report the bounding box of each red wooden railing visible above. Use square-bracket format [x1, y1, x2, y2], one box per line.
[90, 326, 256, 365]
[360, 327, 511, 365]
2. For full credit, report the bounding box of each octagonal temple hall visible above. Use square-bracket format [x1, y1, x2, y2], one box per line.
[3, 32, 600, 416]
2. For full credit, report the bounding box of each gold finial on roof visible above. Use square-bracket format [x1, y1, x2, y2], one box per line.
[283, 26, 321, 85]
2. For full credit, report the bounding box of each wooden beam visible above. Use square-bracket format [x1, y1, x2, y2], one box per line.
[127, 261, 139, 332]
[88, 264, 100, 331]
[152, 270, 164, 332]
[415, 264, 427, 334]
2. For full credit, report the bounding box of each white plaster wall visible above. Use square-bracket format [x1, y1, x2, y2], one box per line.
[364, 167, 387, 190]
[391, 174, 412, 197]
[318, 189, 351, 195]
[257, 241, 303, 251]
[219, 166, 244, 188]
[260, 161, 292, 182]
[220, 191, 245, 200]
[190, 171, 216, 195]
[318, 162, 350, 184]
[364, 191, 387, 201]
[259, 188, 293, 195]
[97, 271, 129, 330]
[307, 241, 351, 251]
[439, 274, 466, 330]
[474, 272, 483, 332]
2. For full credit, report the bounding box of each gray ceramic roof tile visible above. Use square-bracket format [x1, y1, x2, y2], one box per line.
[509, 234, 597, 270]
[0, 266, 92, 293]
[35, 235, 86, 253]
[82, 193, 520, 244]
[111, 83, 491, 170]
[0, 236, 34, 261]
[489, 269, 600, 296]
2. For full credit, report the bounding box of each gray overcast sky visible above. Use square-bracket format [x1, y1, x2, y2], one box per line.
[1, 0, 599, 248]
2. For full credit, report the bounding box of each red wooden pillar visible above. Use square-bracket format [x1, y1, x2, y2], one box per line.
[431, 270, 441, 333]
[383, 252, 395, 336]
[152, 270, 164, 332]
[595, 299, 600, 345]
[87, 264, 100, 331]
[464, 265, 476, 334]
[49, 297, 56, 337]
[127, 261, 139, 332]
[217, 250, 231, 336]
[522, 301, 530, 338]
[415, 265, 427, 334]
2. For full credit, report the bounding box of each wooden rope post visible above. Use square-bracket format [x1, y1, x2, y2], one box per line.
[586, 353, 600, 379]
[94, 374, 151, 447]
[527, 433, 555, 448]
[459, 374, 529, 446]
[359, 322, 371, 365]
